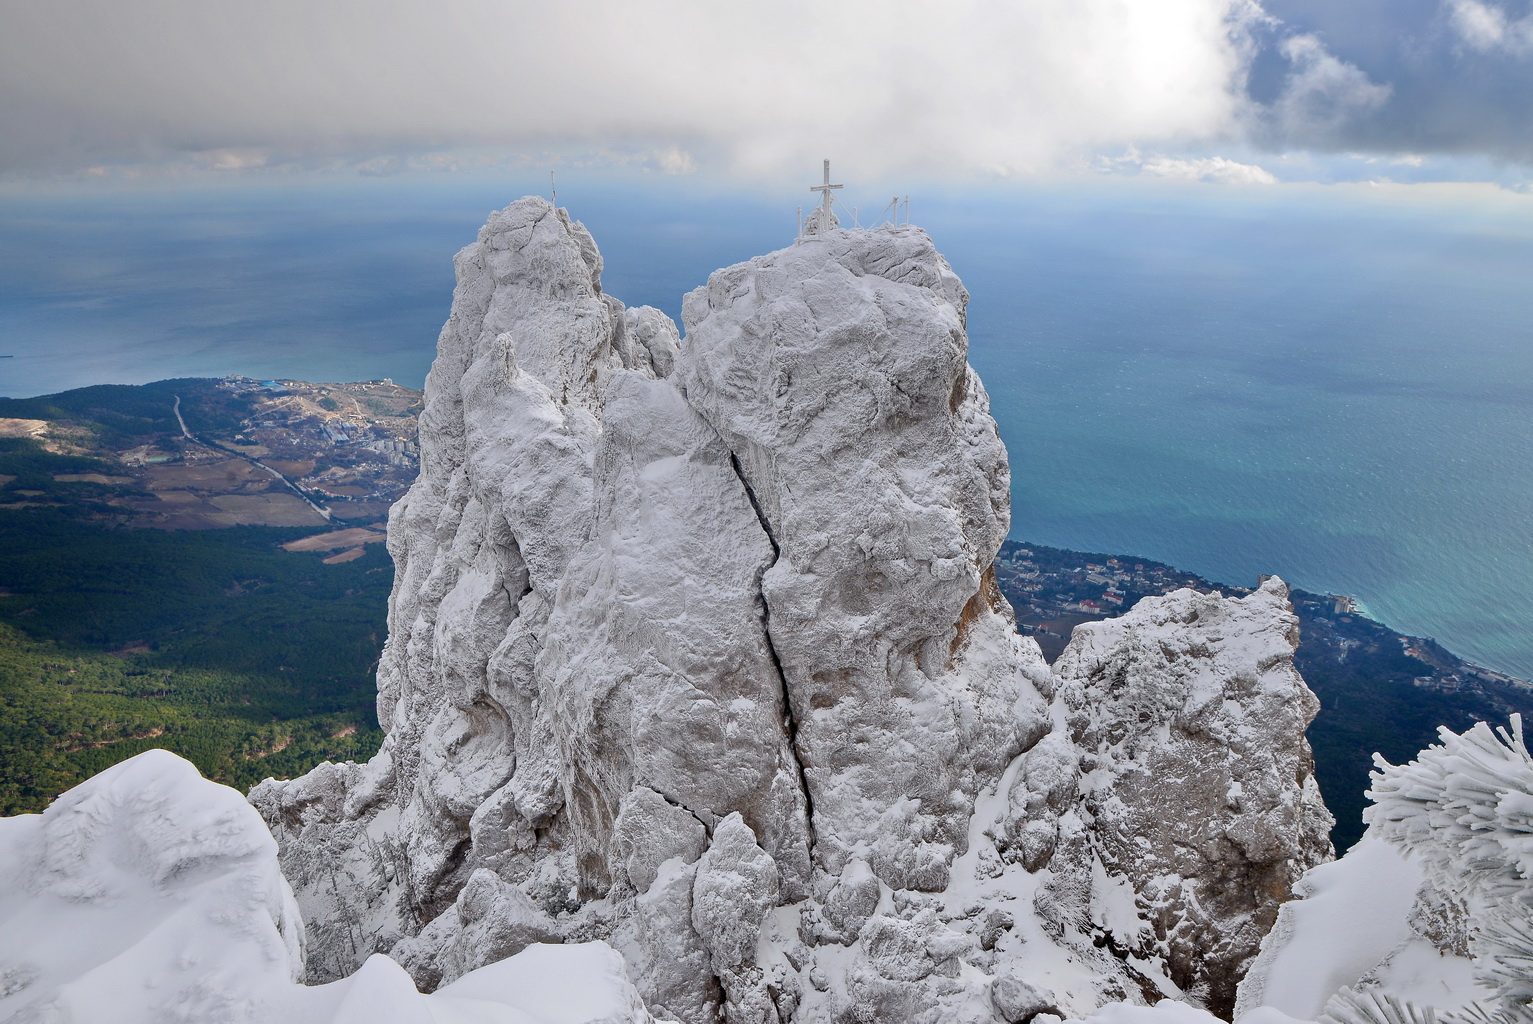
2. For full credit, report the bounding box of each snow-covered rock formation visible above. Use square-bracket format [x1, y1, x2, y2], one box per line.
[1043, 581, 1334, 1016]
[244, 198, 1331, 1024]
[0, 749, 654, 1024]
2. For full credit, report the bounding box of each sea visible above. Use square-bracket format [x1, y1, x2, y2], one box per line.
[3, 174, 1532, 680]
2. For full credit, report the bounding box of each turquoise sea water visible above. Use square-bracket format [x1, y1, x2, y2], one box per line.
[944, 188, 1533, 683]
[2, 178, 1531, 678]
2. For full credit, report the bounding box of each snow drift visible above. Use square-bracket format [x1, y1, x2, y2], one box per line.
[0, 749, 653, 1023]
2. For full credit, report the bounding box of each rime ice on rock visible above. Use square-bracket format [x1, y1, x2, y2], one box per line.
[250, 195, 1334, 1023]
[1043, 580, 1334, 1017]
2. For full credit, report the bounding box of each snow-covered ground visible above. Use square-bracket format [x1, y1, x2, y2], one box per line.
[0, 751, 652, 1024]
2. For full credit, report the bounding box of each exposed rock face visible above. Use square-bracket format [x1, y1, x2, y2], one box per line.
[677, 230, 1049, 893]
[1037, 581, 1334, 1017]
[252, 198, 1332, 1023]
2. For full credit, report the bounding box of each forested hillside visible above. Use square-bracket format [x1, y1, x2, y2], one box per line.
[0, 509, 389, 812]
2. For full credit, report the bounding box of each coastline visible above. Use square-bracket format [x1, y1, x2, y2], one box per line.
[994, 537, 1533, 849]
[4, 375, 1529, 850]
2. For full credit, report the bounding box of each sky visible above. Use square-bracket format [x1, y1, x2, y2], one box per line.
[5, 0, 1533, 680]
[3, 0, 1533, 189]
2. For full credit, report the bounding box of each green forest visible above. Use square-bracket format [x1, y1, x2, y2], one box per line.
[0, 377, 253, 443]
[0, 508, 390, 813]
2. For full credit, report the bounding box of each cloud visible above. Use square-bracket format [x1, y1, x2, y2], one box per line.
[196, 148, 273, 172]
[1245, 0, 1533, 164]
[1266, 34, 1392, 145]
[5, 0, 1533, 183]
[355, 155, 406, 177]
[0, 0, 1253, 180]
[1097, 148, 1278, 184]
[1445, 0, 1533, 54]
[1141, 154, 1279, 184]
[656, 145, 697, 176]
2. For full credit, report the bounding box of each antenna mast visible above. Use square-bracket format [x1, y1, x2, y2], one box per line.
[550, 170, 557, 207]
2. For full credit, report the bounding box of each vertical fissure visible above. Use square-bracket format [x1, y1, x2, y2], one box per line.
[727, 450, 816, 852]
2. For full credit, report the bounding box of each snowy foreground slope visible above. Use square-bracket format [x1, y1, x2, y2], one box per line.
[3, 201, 1527, 1024]
[4, 731, 1528, 1024]
[0, 750, 652, 1023]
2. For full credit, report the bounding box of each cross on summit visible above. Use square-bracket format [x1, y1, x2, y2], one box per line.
[794, 160, 907, 241]
[803, 159, 841, 238]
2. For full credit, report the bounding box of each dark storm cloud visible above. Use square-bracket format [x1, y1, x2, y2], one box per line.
[1253, 0, 1533, 161]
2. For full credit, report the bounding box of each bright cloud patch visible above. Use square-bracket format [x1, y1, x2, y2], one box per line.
[0, 0, 1251, 178]
[1140, 154, 1279, 184]
[1446, 0, 1533, 54]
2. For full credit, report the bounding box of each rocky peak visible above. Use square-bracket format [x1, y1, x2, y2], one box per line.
[1042, 578, 1334, 1016]
[250, 201, 1332, 1023]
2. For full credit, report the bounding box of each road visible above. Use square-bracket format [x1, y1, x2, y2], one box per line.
[173, 395, 332, 521]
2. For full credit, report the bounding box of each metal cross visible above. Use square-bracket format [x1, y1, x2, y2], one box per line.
[810, 159, 842, 223]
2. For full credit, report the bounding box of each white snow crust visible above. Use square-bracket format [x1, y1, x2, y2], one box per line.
[0, 750, 652, 1023]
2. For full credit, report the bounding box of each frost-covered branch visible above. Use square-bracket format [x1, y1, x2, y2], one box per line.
[1367, 715, 1533, 900]
[1320, 987, 1438, 1024]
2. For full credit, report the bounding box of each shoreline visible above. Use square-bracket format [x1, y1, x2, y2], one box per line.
[994, 537, 1533, 849]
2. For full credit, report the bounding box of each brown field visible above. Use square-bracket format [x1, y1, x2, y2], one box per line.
[322, 547, 367, 564]
[145, 490, 206, 505]
[0, 475, 14, 486]
[120, 484, 327, 529]
[0, 418, 48, 439]
[266, 459, 315, 476]
[146, 459, 270, 491]
[208, 493, 327, 526]
[283, 527, 386, 552]
[328, 501, 394, 521]
[54, 473, 134, 485]
[320, 484, 369, 497]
